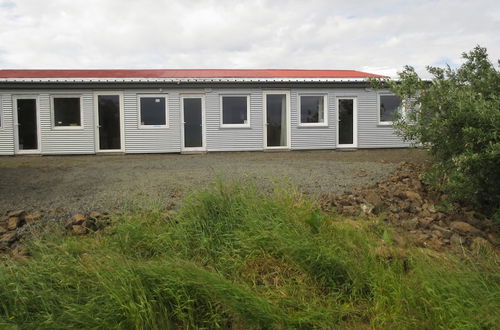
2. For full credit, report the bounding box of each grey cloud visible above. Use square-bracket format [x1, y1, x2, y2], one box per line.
[0, 0, 498, 77]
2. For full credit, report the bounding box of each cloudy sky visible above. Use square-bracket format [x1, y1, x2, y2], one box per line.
[0, 0, 498, 77]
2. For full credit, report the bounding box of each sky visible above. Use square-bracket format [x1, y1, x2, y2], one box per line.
[0, 0, 499, 78]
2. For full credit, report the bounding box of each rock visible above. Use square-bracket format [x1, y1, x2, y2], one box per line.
[72, 225, 88, 235]
[360, 203, 374, 215]
[450, 234, 464, 246]
[0, 226, 6, 235]
[418, 217, 435, 228]
[25, 211, 43, 223]
[8, 210, 26, 218]
[0, 231, 18, 249]
[471, 237, 494, 252]
[449, 221, 481, 235]
[72, 213, 87, 225]
[49, 208, 64, 215]
[364, 190, 384, 210]
[7, 216, 23, 230]
[405, 191, 422, 202]
[431, 224, 453, 239]
[342, 206, 359, 216]
[11, 245, 29, 259]
[401, 218, 419, 230]
[487, 233, 498, 246]
[89, 211, 102, 219]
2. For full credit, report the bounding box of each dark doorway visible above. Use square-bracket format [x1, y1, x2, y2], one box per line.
[183, 97, 203, 149]
[266, 94, 287, 147]
[98, 95, 121, 150]
[338, 98, 354, 145]
[16, 98, 38, 151]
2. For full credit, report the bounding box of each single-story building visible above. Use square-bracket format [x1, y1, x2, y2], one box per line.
[0, 69, 406, 155]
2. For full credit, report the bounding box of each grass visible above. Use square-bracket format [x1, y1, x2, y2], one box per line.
[0, 181, 499, 329]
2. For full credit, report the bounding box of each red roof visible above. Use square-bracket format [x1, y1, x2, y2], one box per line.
[0, 69, 384, 79]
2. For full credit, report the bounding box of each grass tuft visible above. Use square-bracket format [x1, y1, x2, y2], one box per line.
[1, 180, 499, 328]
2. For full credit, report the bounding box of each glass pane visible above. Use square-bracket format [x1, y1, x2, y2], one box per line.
[140, 97, 166, 126]
[338, 99, 354, 145]
[17, 99, 38, 150]
[380, 95, 401, 122]
[266, 94, 287, 147]
[98, 95, 121, 150]
[54, 97, 81, 126]
[184, 98, 203, 148]
[301, 95, 324, 123]
[222, 96, 247, 125]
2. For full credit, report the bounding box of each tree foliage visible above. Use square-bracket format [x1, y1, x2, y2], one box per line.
[372, 46, 500, 219]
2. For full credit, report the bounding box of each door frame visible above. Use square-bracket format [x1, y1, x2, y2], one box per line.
[13, 95, 41, 154]
[336, 96, 358, 148]
[93, 91, 125, 153]
[180, 93, 206, 152]
[262, 90, 291, 150]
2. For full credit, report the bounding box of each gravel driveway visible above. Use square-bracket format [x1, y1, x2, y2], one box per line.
[0, 149, 430, 216]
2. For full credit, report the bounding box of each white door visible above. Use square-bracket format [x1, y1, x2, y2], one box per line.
[94, 92, 124, 152]
[181, 95, 206, 152]
[263, 91, 291, 149]
[336, 97, 358, 148]
[13, 96, 40, 154]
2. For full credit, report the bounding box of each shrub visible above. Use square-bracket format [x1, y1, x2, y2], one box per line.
[372, 46, 500, 220]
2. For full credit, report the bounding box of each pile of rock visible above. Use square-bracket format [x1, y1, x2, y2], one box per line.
[0, 210, 42, 255]
[320, 162, 498, 252]
[65, 211, 109, 235]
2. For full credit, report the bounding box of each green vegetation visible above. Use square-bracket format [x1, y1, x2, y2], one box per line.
[372, 46, 500, 222]
[1, 182, 499, 329]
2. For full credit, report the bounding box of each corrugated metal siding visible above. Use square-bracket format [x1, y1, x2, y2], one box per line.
[357, 90, 409, 148]
[124, 90, 181, 153]
[39, 91, 95, 154]
[0, 94, 14, 155]
[291, 89, 336, 150]
[0, 86, 409, 155]
[205, 89, 263, 151]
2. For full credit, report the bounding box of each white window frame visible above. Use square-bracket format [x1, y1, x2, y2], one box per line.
[137, 94, 168, 129]
[220, 94, 251, 128]
[298, 94, 328, 127]
[378, 93, 403, 126]
[0, 96, 3, 129]
[50, 95, 83, 130]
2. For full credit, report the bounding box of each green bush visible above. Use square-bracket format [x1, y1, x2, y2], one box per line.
[1, 182, 499, 328]
[372, 46, 500, 220]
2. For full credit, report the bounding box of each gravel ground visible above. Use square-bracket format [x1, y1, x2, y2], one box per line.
[0, 149, 431, 217]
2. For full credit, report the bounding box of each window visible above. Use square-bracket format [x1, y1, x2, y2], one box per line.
[379, 94, 402, 124]
[138, 95, 167, 128]
[221, 95, 250, 127]
[52, 96, 82, 128]
[299, 95, 327, 126]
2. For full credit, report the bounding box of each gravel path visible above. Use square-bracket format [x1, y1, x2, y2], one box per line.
[0, 149, 430, 216]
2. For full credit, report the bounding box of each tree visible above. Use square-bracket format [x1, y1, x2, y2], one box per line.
[372, 46, 500, 221]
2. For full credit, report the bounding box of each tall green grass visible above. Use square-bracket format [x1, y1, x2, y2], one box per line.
[1, 181, 499, 329]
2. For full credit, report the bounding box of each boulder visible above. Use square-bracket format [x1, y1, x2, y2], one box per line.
[0, 231, 18, 249]
[25, 211, 43, 223]
[72, 225, 88, 235]
[7, 216, 23, 230]
[431, 224, 453, 239]
[364, 190, 384, 210]
[89, 211, 102, 219]
[450, 234, 464, 246]
[450, 221, 481, 235]
[72, 213, 87, 225]
[401, 218, 419, 231]
[8, 210, 26, 218]
[405, 191, 422, 202]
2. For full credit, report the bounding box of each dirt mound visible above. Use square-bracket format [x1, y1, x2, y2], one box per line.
[320, 162, 498, 252]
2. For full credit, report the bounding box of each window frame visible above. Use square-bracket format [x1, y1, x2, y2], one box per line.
[50, 95, 83, 130]
[220, 94, 251, 128]
[298, 94, 328, 127]
[378, 93, 403, 126]
[137, 94, 169, 129]
[0, 95, 3, 129]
